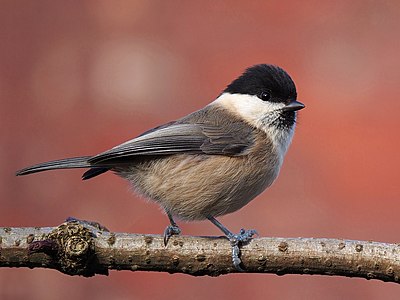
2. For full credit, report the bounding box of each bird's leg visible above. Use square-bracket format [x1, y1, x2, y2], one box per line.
[163, 212, 181, 246]
[208, 216, 257, 271]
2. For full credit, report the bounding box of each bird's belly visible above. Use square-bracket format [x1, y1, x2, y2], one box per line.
[117, 153, 280, 221]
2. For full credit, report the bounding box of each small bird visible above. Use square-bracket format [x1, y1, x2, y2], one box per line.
[16, 64, 304, 270]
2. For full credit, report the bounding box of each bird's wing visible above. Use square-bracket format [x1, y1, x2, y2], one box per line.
[88, 122, 254, 164]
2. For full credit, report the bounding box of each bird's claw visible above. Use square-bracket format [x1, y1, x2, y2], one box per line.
[163, 224, 181, 246]
[228, 229, 258, 271]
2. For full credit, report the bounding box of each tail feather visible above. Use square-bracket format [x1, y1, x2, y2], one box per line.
[16, 156, 93, 176]
[82, 167, 109, 180]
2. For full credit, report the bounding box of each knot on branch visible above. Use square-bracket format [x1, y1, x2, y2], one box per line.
[45, 221, 102, 276]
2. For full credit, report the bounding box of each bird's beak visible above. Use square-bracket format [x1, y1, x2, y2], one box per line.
[282, 100, 305, 112]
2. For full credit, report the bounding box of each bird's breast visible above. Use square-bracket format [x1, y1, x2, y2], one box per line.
[117, 135, 281, 221]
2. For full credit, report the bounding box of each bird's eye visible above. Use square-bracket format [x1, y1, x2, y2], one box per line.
[258, 91, 271, 101]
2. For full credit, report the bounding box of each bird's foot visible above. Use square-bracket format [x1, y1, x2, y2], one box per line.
[227, 228, 258, 271]
[163, 224, 181, 246]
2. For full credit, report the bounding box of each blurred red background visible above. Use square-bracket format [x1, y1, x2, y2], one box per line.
[1, 1, 400, 299]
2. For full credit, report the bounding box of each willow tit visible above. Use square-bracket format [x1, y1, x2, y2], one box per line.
[16, 64, 304, 270]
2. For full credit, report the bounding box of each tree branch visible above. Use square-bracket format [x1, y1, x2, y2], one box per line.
[0, 220, 399, 283]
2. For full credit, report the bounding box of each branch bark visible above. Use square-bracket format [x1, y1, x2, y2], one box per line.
[0, 220, 399, 283]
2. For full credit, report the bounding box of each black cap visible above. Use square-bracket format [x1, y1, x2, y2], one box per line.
[224, 64, 297, 103]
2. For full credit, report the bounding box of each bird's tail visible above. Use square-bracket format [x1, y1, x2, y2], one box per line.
[16, 156, 93, 176]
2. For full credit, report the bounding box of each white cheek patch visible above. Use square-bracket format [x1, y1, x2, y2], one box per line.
[212, 92, 295, 156]
[213, 92, 285, 130]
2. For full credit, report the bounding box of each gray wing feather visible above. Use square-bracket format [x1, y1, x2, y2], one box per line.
[200, 124, 253, 155]
[89, 123, 254, 164]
